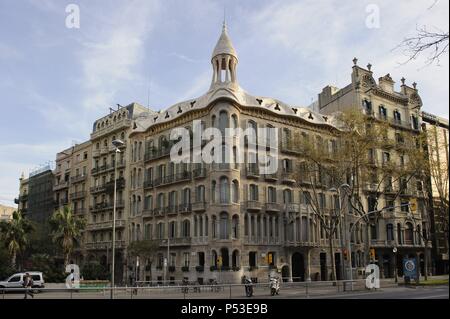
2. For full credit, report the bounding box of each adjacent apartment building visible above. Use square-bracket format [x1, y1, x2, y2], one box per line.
[421, 112, 449, 274]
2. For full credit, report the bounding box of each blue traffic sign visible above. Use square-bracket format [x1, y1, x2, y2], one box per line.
[403, 258, 417, 279]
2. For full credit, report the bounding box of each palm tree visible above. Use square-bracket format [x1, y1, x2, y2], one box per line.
[49, 206, 86, 266]
[0, 210, 34, 269]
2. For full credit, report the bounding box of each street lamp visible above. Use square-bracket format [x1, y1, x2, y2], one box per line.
[393, 247, 398, 283]
[110, 139, 124, 299]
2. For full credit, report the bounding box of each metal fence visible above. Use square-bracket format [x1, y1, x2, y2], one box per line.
[1, 279, 385, 299]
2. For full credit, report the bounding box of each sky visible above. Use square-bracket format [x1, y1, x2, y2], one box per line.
[0, 0, 448, 207]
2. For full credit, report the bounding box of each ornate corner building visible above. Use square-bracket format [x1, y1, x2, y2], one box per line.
[16, 24, 448, 284]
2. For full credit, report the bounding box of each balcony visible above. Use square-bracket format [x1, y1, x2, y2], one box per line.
[285, 203, 300, 213]
[179, 204, 192, 214]
[281, 171, 296, 184]
[90, 200, 125, 213]
[384, 185, 398, 195]
[91, 165, 107, 175]
[90, 185, 106, 194]
[71, 191, 86, 200]
[85, 240, 127, 250]
[264, 173, 278, 182]
[144, 179, 154, 189]
[192, 202, 206, 212]
[142, 208, 154, 218]
[265, 202, 281, 213]
[71, 174, 86, 183]
[87, 219, 126, 231]
[166, 205, 178, 216]
[153, 207, 165, 217]
[144, 145, 172, 162]
[211, 163, 234, 171]
[158, 237, 192, 247]
[246, 165, 260, 179]
[104, 178, 126, 192]
[153, 172, 191, 188]
[74, 208, 86, 215]
[284, 240, 320, 248]
[193, 167, 207, 179]
[363, 183, 380, 193]
[400, 188, 415, 197]
[53, 181, 69, 191]
[244, 200, 262, 212]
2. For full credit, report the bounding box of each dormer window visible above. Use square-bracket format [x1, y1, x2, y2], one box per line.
[378, 105, 387, 120]
[363, 100, 372, 115]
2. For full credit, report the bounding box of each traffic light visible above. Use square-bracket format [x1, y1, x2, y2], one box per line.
[268, 253, 273, 264]
[410, 199, 417, 212]
[370, 248, 376, 260]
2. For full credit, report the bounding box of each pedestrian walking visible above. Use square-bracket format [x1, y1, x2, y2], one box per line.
[23, 273, 34, 299]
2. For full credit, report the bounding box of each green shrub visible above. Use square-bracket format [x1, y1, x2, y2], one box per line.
[81, 263, 109, 280]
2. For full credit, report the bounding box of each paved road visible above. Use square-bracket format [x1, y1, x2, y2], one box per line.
[1, 285, 448, 299]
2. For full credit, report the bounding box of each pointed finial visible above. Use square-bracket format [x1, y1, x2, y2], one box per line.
[401, 77, 406, 85]
[223, 6, 227, 31]
[353, 57, 358, 66]
[412, 82, 417, 89]
[367, 63, 372, 71]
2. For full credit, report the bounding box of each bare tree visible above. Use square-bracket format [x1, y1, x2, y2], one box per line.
[395, 1, 449, 65]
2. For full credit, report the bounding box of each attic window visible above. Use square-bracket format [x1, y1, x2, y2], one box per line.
[177, 106, 183, 114]
[133, 122, 137, 129]
[274, 104, 281, 111]
[308, 113, 314, 120]
[190, 101, 197, 108]
[165, 112, 170, 119]
[256, 99, 263, 105]
[154, 116, 158, 122]
[292, 108, 298, 114]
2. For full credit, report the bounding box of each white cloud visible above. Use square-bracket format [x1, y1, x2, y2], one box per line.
[78, 1, 161, 111]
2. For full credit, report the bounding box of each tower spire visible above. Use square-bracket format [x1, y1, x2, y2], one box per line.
[210, 22, 239, 89]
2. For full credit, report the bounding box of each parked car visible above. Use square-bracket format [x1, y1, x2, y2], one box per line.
[0, 272, 45, 291]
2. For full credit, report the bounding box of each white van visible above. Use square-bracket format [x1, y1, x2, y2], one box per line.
[0, 272, 45, 289]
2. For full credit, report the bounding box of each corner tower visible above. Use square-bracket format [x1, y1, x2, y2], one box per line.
[210, 22, 239, 89]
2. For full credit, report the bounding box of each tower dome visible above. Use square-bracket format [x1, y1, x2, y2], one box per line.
[211, 23, 238, 61]
[210, 23, 239, 89]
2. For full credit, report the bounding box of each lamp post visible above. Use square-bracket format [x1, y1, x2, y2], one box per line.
[393, 247, 398, 283]
[110, 139, 124, 299]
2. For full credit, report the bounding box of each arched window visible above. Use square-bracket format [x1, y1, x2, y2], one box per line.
[386, 224, 394, 241]
[268, 186, 277, 203]
[157, 193, 165, 209]
[218, 110, 229, 135]
[232, 215, 239, 239]
[211, 181, 216, 203]
[249, 184, 258, 201]
[397, 223, 403, 244]
[220, 212, 229, 240]
[220, 177, 230, 204]
[247, 120, 257, 144]
[232, 250, 239, 268]
[157, 222, 165, 239]
[212, 215, 217, 238]
[231, 180, 239, 203]
[144, 195, 153, 210]
[196, 185, 205, 202]
[169, 221, 176, 239]
[244, 214, 249, 236]
[182, 220, 190, 238]
[405, 222, 414, 242]
[211, 250, 218, 267]
[182, 188, 191, 205]
[283, 189, 292, 204]
[169, 191, 177, 209]
[231, 114, 238, 131]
